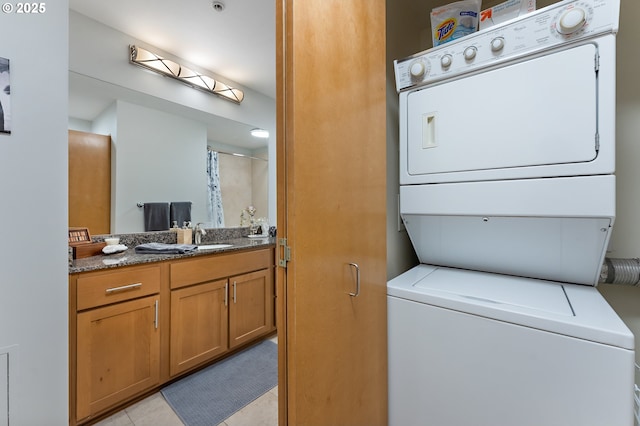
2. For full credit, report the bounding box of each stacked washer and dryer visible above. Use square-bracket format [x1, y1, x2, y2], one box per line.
[388, 0, 635, 424]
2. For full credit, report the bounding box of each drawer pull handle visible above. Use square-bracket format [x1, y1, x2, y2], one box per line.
[105, 282, 142, 294]
[233, 281, 237, 304]
[224, 282, 229, 307]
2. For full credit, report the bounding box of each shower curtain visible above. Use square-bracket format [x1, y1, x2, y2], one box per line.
[207, 150, 225, 227]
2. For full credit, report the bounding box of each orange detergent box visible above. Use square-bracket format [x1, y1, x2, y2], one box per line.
[479, 0, 536, 30]
[431, 0, 482, 46]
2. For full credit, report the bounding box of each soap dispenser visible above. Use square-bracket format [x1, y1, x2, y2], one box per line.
[176, 221, 193, 244]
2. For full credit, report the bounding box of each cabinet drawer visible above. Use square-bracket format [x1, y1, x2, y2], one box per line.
[170, 248, 273, 289]
[76, 266, 160, 311]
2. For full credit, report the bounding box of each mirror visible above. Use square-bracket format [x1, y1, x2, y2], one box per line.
[69, 72, 270, 233]
[68, 7, 275, 235]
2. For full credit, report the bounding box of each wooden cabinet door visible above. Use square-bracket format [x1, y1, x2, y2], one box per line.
[277, 0, 387, 424]
[68, 130, 111, 235]
[76, 295, 160, 421]
[170, 279, 229, 376]
[229, 268, 273, 349]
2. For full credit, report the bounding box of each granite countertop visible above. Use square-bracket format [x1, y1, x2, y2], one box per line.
[69, 228, 276, 274]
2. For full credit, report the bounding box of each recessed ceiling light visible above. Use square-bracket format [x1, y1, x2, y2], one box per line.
[250, 128, 269, 138]
[212, 1, 225, 12]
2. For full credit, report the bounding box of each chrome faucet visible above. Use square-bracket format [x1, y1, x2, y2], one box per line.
[194, 223, 207, 244]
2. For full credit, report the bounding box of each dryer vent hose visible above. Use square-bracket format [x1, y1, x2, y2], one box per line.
[600, 258, 640, 286]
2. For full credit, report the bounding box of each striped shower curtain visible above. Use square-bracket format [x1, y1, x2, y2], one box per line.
[207, 150, 225, 227]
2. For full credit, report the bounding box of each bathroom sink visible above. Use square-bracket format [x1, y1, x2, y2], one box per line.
[196, 244, 233, 250]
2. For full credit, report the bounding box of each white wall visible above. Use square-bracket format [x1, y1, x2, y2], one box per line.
[0, 2, 69, 425]
[69, 117, 92, 132]
[110, 101, 208, 233]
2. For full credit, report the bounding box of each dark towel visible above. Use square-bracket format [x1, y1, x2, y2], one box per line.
[143, 202, 170, 231]
[135, 243, 197, 254]
[170, 201, 192, 228]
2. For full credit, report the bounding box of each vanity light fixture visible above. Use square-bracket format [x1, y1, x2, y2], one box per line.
[250, 128, 269, 138]
[129, 45, 244, 104]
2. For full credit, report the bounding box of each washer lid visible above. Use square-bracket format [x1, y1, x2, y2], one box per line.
[388, 265, 634, 350]
[414, 267, 574, 317]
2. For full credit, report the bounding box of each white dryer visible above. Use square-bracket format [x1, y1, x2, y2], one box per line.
[389, 1, 635, 425]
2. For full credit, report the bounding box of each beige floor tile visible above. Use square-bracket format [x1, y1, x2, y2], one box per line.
[125, 393, 184, 426]
[98, 388, 278, 426]
[223, 390, 278, 426]
[99, 336, 279, 425]
[92, 410, 134, 426]
[268, 385, 278, 397]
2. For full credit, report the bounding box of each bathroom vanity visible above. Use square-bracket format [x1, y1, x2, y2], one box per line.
[68, 235, 276, 425]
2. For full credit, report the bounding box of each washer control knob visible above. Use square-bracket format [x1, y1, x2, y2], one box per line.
[463, 46, 477, 61]
[557, 7, 586, 35]
[409, 60, 427, 79]
[440, 54, 452, 68]
[490, 37, 505, 52]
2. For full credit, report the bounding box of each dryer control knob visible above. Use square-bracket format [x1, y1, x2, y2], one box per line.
[409, 60, 427, 79]
[463, 46, 477, 61]
[440, 54, 452, 68]
[557, 8, 586, 35]
[490, 37, 505, 52]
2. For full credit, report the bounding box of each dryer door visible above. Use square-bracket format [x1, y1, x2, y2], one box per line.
[405, 43, 600, 182]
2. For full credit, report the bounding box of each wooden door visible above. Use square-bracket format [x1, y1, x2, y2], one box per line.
[229, 268, 273, 349]
[170, 279, 229, 376]
[76, 295, 160, 421]
[276, 1, 388, 425]
[68, 130, 111, 235]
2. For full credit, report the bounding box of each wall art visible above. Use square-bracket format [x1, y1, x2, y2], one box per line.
[0, 57, 11, 134]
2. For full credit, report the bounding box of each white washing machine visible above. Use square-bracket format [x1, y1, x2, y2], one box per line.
[389, 1, 635, 424]
[388, 265, 634, 425]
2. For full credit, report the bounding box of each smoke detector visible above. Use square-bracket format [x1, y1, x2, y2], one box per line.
[212, 1, 225, 12]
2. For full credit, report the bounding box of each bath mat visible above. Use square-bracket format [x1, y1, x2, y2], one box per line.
[161, 340, 277, 426]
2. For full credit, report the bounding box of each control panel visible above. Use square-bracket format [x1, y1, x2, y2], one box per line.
[394, 0, 619, 92]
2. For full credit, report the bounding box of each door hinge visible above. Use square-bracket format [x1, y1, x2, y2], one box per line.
[278, 238, 291, 268]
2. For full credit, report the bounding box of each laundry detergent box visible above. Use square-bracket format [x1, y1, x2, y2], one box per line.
[431, 0, 481, 47]
[479, 0, 536, 30]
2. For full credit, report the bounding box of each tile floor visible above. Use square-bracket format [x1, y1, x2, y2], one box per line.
[94, 336, 278, 426]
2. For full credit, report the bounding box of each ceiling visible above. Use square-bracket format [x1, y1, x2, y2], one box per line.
[68, 0, 276, 150]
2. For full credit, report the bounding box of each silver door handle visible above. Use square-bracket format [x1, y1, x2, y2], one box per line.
[224, 282, 229, 306]
[233, 281, 237, 303]
[154, 300, 158, 329]
[348, 263, 360, 297]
